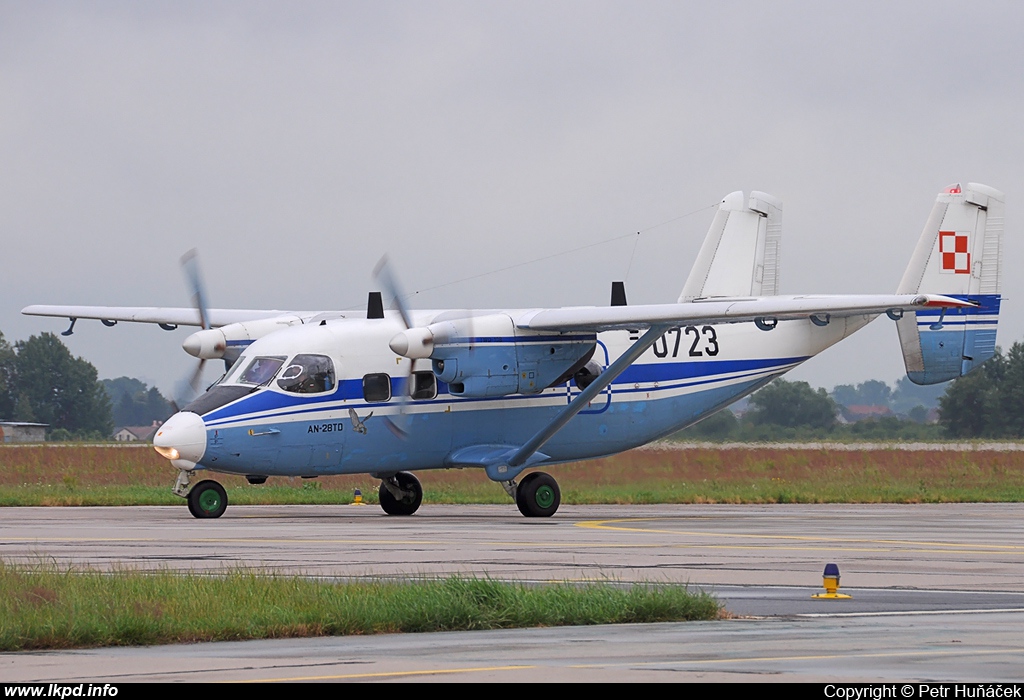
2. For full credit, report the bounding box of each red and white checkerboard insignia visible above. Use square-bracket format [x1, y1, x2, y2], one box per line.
[939, 231, 970, 274]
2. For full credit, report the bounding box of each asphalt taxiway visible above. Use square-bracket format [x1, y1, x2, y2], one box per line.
[2, 503, 1022, 681]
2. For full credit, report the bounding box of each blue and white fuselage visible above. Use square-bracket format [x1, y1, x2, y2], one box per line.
[23, 182, 1006, 518]
[162, 310, 872, 479]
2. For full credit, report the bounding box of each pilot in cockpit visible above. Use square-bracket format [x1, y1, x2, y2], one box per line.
[276, 354, 335, 394]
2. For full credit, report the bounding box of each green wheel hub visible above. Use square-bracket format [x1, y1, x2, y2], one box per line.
[187, 480, 227, 519]
[514, 471, 560, 518]
[198, 489, 221, 513]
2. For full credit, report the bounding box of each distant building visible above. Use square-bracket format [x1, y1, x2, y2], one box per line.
[0, 422, 48, 443]
[113, 421, 162, 442]
[837, 405, 894, 423]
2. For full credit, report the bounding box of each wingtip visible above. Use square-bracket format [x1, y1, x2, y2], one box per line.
[919, 294, 978, 308]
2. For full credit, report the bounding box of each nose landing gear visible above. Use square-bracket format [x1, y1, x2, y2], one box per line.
[173, 469, 229, 519]
[187, 480, 228, 519]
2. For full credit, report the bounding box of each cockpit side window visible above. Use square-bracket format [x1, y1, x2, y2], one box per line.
[277, 354, 336, 394]
[237, 356, 286, 385]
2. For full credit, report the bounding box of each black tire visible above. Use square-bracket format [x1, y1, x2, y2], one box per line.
[187, 480, 228, 519]
[515, 472, 560, 518]
[379, 471, 423, 516]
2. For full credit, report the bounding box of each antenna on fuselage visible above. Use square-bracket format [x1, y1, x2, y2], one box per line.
[611, 281, 627, 306]
[612, 281, 638, 339]
[367, 292, 385, 319]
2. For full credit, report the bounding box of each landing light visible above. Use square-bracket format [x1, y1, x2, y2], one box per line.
[154, 445, 180, 461]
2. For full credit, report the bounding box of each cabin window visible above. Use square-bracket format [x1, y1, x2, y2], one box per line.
[410, 371, 437, 400]
[238, 356, 286, 386]
[277, 354, 336, 394]
[362, 373, 392, 402]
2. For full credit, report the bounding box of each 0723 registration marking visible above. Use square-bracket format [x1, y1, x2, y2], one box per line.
[652, 326, 720, 358]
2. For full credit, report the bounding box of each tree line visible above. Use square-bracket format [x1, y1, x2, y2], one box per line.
[938, 343, 1024, 438]
[2, 329, 1023, 441]
[0, 331, 172, 440]
[682, 340, 1024, 441]
[101, 376, 174, 430]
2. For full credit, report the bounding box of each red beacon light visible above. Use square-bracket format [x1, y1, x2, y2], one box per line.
[944, 184, 962, 194]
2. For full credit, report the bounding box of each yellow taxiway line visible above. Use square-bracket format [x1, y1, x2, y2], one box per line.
[240, 664, 536, 683]
[576, 517, 1024, 552]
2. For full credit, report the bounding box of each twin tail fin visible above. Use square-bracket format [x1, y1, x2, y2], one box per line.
[896, 183, 1005, 384]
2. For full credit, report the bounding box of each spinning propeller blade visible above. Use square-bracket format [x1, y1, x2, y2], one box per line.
[181, 249, 211, 331]
[372, 256, 481, 439]
[372, 256, 417, 439]
[372, 255, 413, 330]
[172, 249, 212, 408]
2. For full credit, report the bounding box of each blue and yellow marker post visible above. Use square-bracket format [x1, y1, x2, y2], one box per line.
[812, 563, 852, 599]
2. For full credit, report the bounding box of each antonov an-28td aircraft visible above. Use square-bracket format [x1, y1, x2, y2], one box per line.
[24, 183, 1005, 519]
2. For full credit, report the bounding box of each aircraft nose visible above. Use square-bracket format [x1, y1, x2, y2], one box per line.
[153, 411, 207, 469]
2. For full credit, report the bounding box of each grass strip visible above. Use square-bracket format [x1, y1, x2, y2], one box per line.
[4, 444, 1024, 506]
[4, 476, 1024, 507]
[0, 562, 720, 650]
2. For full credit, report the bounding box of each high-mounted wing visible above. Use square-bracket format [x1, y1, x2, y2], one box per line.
[21, 304, 327, 367]
[515, 293, 972, 333]
[20, 305, 297, 329]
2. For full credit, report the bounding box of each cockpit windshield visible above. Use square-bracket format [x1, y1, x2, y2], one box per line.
[276, 354, 335, 394]
[219, 356, 246, 385]
[236, 356, 286, 386]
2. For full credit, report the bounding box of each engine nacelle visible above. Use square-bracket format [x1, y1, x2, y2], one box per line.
[182, 315, 305, 362]
[423, 313, 596, 397]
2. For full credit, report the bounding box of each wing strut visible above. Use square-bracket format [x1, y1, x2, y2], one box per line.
[505, 323, 671, 472]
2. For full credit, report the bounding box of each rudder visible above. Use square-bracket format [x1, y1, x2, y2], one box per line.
[895, 183, 1004, 384]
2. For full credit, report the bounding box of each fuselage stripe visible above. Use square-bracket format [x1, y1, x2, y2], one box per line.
[200, 358, 804, 428]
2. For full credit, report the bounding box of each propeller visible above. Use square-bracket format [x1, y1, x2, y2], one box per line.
[373, 255, 479, 438]
[372, 255, 414, 330]
[372, 256, 415, 439]
[171, 249, 212, 411]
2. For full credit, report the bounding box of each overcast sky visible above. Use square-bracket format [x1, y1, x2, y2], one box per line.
[2, 1, 1023, 399]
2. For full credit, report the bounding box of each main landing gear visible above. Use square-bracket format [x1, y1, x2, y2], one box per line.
[378, 471, 423, 516]
[512, 471, 561, 518]
[375, 470, 562, 518]
[374, 470, 561, 517]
